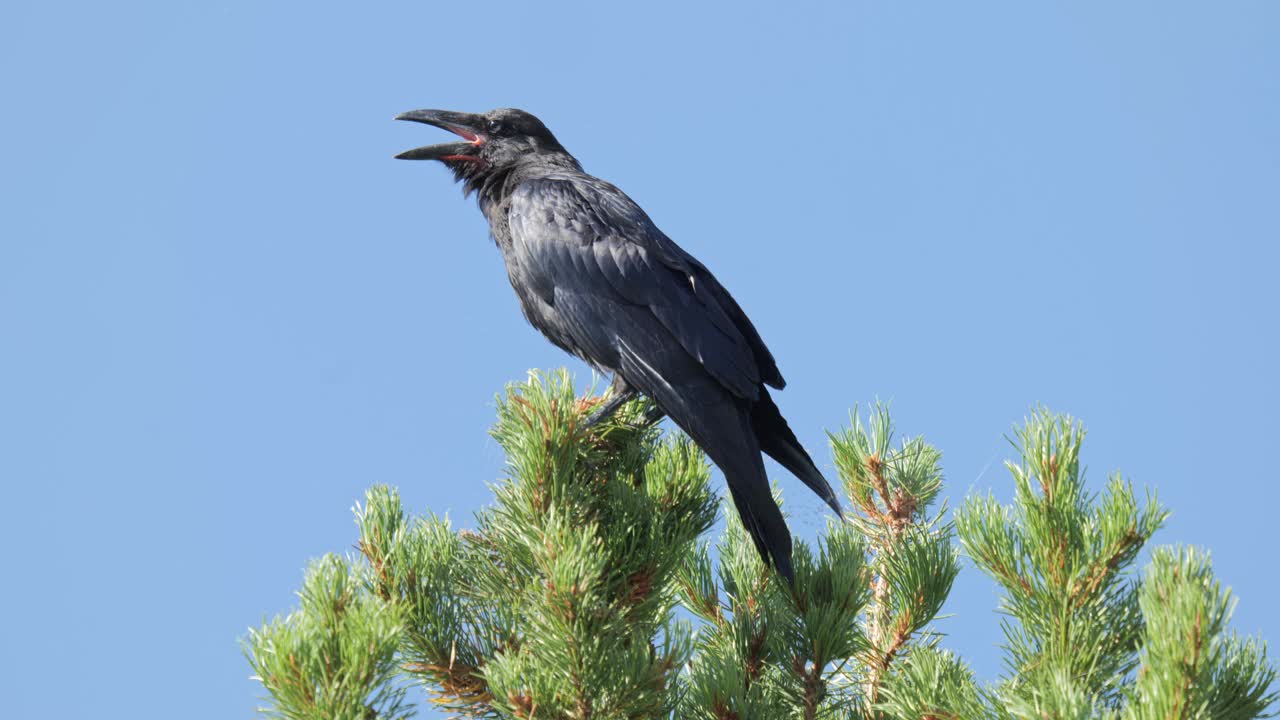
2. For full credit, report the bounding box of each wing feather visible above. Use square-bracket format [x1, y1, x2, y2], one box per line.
[507, 178, 779, 399]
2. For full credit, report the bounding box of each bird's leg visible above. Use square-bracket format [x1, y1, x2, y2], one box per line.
[639, 404, 666, 426]
[581, 375, 637, 429]
[581, 375, 668, 429]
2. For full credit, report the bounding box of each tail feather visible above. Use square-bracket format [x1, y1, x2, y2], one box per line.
[616, 345, 797, 583]
[686, 403, 796, 585]
[752, 387, 843, 517]
[724, 473, 794, 584]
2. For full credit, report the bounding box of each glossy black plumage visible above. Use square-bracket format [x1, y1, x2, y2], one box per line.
[396, 107, 841, 583]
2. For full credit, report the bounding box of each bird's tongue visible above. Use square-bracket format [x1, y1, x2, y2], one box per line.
[447, 126, 480, 143]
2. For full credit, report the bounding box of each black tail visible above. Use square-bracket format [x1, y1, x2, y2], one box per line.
[752, 387, 844, 517]
[617, 347, 798, 583]
[714, 435, 795, 585]
[679, 398, 796, 585]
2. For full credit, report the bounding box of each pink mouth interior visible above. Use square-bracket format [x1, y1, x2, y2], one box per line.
[448, 125, 483, 144]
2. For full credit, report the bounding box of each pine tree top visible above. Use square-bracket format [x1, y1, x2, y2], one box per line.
[246, 371, 1278, 720]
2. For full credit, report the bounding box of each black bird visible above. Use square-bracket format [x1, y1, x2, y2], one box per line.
[395, 107, 841, 583]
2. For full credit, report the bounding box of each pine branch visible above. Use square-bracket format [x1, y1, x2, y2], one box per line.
[1126, 547, 1278, 720]
[244, 555, 410, 720]
[876, 647, 990, 720]
[828, 404, 957, 717]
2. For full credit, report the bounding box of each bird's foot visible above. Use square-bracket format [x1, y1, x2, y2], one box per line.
[638, 405, 666, 426]
[580, 389, 636, 430]
[580, 394, 666, 432]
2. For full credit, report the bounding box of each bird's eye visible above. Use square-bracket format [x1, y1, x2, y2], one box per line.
[486, 119, 505, 135]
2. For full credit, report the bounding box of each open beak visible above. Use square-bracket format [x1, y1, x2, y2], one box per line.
[394, 109, 486, 161]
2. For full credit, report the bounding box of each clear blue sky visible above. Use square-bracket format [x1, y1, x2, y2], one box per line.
[2, 2, 1277, 716]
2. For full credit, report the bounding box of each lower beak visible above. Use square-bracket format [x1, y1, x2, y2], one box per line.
[394, 141, 476, 161]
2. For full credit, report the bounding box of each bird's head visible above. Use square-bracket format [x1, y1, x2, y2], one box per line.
[394, 108, 572, 189]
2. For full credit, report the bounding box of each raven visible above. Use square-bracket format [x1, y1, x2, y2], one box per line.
[395, 107, 840, 583]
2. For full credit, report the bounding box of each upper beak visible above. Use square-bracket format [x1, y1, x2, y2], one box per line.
[394, 109, 486, 160]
